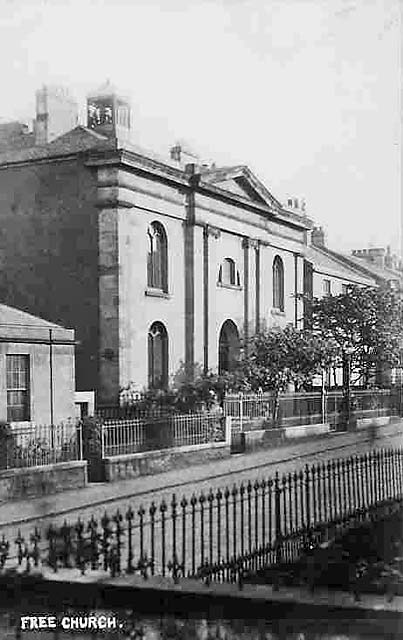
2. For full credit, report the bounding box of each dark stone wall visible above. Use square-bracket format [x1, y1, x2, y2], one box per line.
[0, 158, 99, 391]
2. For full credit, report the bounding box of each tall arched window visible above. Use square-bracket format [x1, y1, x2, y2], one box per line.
[272, 255, 284, 311]
[147, 222, 168, 291]
[148, 322, 168, 389]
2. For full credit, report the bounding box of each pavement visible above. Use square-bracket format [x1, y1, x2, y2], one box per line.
[0, 421, 402, 538]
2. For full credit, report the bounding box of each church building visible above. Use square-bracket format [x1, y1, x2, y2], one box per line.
[0, 83, 374, 403]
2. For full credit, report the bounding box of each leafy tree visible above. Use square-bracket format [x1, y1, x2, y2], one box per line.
[238, 325, 337, 420]
[120, 364, 246, 414]
[305, 285, 403, 388]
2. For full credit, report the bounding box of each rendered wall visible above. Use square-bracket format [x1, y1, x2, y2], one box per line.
[0, 340, 75, 425]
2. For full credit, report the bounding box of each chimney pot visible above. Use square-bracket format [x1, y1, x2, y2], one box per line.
[311, 226, 325, 249]
[35, 85, 78, 145]
[170, 143, 182, 162]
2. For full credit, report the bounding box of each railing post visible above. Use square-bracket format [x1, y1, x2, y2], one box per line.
[239, 392, 244, 432]
[190, 494, 197, 576]
[160, 500, 167, 577]
[321, 379, 327, 425]
[199, 492, 207, 567]
[101, 422, 105, 460]
[305, 464, 311, 532]
[78, 421, 83, 461]
[225, 416, 232, 445]
[171, 494, 177, 564]
[180, 496, 187, 575]
[274, 472, 282, 566]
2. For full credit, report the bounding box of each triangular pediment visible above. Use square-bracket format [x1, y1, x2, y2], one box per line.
[200, 165, 281, 210]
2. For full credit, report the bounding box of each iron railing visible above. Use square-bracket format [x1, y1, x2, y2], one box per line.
[0, 422, 82, 470]
[1, 446, 402, 585]
[352, 389, 396, 417]
[223, 389, 399, 429]
[101, 412, 226, 457]
[97, 403, 164, 421]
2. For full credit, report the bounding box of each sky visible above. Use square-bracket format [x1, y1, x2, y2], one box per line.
[0, 0, 401, 255]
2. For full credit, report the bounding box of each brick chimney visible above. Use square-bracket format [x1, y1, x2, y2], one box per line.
[285, 196, 306, 213]
[311, 226, 325, 248]
[368, 247, 385, 267]
[169, 142, 199, 166]
[170, 143, 182, 162]
[384, 245, 395, 269]
[35, 85, 78, 145]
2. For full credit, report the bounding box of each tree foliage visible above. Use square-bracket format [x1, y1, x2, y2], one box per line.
[239, 324, 337, 394]
[305, 285, 403, 387]
[120, 364, 244, 414]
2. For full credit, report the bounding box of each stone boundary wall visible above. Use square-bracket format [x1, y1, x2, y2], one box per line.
[102, 417, 399, 483]
[357, 416, 390, 429]
[103, 442, 230, 482]
[282, 422, 330, 439]
[0, 460, 87, 501]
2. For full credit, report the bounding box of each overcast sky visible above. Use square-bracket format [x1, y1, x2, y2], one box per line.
[0, 0, 401, 255]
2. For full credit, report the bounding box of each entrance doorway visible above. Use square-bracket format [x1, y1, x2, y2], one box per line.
[218, 320, 240, 374]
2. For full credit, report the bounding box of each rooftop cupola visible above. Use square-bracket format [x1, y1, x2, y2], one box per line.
[86, 80, 131, 142]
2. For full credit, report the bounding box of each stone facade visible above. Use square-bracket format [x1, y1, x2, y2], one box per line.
[0, 84, 375, 403]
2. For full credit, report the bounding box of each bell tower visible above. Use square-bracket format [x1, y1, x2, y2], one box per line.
[86, 80, 131, 142]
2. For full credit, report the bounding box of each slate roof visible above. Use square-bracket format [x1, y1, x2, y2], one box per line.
[0, 124, 310, 232]
[305, 245, 376, 286]
[0, 303, 74, 342]
[0, 126, 115, 165]
[335, 252, 403, 284]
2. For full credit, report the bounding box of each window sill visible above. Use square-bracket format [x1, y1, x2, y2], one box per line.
[145, 288, 171, 299]
[217, 282, 242, 291]
[271, 308, 286, 317]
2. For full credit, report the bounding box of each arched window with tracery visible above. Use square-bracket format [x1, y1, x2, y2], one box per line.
[147, 222, 168, 291]
[148, 322, 168, 389]
[272, 255, 284, 311]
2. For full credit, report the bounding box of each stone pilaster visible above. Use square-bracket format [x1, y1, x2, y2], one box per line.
[98, 207, 120, 403]
[203, 225, 221, 371]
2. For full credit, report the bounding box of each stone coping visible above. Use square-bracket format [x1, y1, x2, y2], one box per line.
[2, 569, 403, 619]
[103, 440, 228, 464]
[0, 459, 86, 480]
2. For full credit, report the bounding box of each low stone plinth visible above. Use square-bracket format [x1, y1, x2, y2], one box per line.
[0, 460, 87, 501]
[103, 442, 230, 482]
[283, 423, 330, 439]
[357, 416, 391, 430]
[242, 428, 285, 452]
